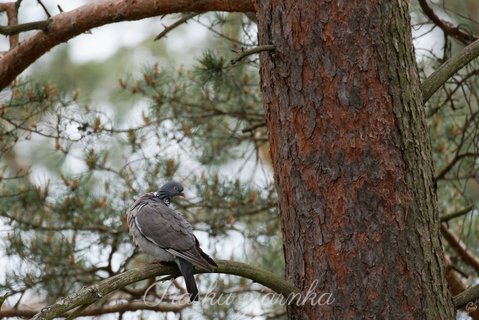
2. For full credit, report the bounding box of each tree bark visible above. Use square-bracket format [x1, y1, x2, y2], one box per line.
[255, 1, 455, 318]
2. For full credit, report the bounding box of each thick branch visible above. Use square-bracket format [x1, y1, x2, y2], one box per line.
[421, 39, 479, 103]
[30, 260, 299, 320]
[454, 283, 479, 309]
[0, 2, 19, 48]
[1, 302, 184, 318]
[0, 0, 254, 91]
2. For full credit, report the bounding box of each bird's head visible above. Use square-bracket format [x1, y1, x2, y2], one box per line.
[156, 181, 185, 205]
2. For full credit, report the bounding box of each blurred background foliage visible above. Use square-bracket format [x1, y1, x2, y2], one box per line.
[0, 0, 479, 319]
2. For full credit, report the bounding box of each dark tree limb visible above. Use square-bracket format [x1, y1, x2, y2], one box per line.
[440, 205, 475, 223]
[421, 39, 479, 103]
[435, 152, 479, 181]
[27, 260, 299, 320]
[418, 0, 477, 45]
[0, 19, 51, 35]
[0, 0, 254, 91]
[440, 223, 479, 273]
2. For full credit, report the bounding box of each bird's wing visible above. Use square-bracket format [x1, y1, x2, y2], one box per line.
[134, 202, 216, 271]
[134, 201, 195, 252]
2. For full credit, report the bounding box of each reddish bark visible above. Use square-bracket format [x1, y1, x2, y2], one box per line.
[0, 0, 254, 90]
[255, 0, 454, 318]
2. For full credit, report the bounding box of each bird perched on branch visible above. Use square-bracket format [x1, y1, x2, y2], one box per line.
[127, 181, 217, 302]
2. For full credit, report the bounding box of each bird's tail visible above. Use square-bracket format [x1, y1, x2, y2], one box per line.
[177, 258, 199, 302]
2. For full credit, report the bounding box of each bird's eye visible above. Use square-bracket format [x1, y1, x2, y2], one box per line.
[174, 186, 179, 191]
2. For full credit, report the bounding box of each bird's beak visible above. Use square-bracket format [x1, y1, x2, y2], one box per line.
[180, 192, 185, 198]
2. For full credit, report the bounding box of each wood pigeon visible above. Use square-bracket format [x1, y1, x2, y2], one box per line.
[127, 181, 217, 302]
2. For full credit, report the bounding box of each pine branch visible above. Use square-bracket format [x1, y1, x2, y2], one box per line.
[29, 260, 299, 320]
[0, 0, 254, 91]
[421, 39, 479, 103]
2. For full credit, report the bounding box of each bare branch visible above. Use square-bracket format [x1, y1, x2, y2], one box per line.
[435, 152, 479, 181]
[418, 0, 477, 45]
[0, 0, 254, 91]
[154, 13, 199, 41]
[230, 44, 275, 65]
[421, 39, 479, 103]
[0, 2, 19, 48]
[36, 0, 51, 18]
[440, 205, 475, 223]
[0, 301, 184, 318]
[454, 283, 479, 309]
[28, 260, 299, 320]
[440, 223, 479, 273]
[0, 19, 51, 35]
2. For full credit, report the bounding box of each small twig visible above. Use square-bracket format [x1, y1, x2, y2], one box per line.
[230, 45, 275, 65]
[440, 205, 475, 222]
[154, 13, 199, 41]
[242, 122, 266, 133]
[36, 0, 51, 18]
[435, 153, 479, 181]
[0, 19, 51, 36]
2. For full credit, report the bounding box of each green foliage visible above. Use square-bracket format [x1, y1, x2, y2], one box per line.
[0, 12, 282, 319]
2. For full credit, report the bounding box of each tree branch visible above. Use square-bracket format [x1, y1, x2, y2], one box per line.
[421, 39, 479, 103]
[0, 301, 185, 318]
[0, 0, 254, 91]
[28, 260, 299, 320]
[0, 19, 51, 35]
[230, 44, 275, 64]
[435, 152, 479, 181]
[154, 12, 200, 41]
[440, 205, 475, 223]
[440, 223, 479, 273]
[454, 283, 479, 309]
[0, 2, 19, 48]
[418, 0, 477, 45]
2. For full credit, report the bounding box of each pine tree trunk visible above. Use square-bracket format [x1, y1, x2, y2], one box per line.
[255, 1, 455, 318]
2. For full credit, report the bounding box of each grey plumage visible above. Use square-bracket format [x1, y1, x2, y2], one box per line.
[127, 181, 217, 302]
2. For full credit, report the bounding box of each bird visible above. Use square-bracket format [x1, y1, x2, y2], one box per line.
[127, 181, 217, 302]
